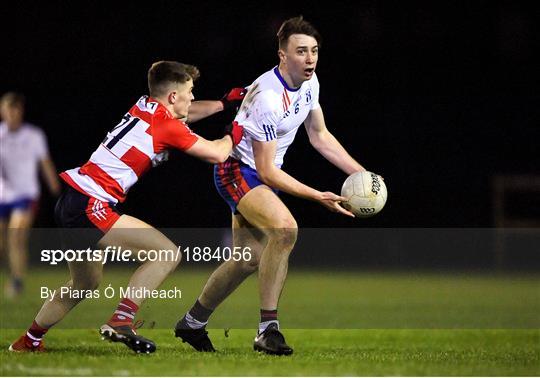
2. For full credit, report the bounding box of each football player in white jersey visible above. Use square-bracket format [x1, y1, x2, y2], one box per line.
[9, 61, 245, 353]
[0, 93, 61, 298]
[176, 17, 369, 355]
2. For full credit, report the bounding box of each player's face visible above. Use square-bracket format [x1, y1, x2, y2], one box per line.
[170, 78, 194, 119]
[0, 103, 24, 129]
[280, 34, 319, 86]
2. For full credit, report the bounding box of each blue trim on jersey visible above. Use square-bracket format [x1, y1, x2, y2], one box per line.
[273, 66, 301, 92]
[263, 125, 277, 141]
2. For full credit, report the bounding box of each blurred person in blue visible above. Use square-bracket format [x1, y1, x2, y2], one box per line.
[0, 92, 61, 297]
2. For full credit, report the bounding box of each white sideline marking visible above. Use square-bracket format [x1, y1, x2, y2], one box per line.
[4, 363, 131, 377]
[4, 363, 93, 376]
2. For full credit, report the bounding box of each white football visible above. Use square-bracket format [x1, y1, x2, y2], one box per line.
[341, 171, 387, 218]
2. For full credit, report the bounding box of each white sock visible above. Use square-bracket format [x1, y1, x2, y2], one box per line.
[258, 320, 279, 334]
[184, 312, 208, 329]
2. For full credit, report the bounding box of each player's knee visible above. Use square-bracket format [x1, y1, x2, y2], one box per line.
[240, 254, 260, 273]
[278, 228, 298, 250]
[156, 241, 182, 272]
[269, 221, 298, 249]
[269, 216, 298, 233]
[73, 271, 102, 291]
[161, 246, 182, 274]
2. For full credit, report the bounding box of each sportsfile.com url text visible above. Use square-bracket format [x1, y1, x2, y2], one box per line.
[40, 246, 182, 265]
[40, 246, 253, 265]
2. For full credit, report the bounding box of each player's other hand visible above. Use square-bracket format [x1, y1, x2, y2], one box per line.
[317, 192, 355, 218]
[221, 88, 246, 110]
[224, 121, 244, 146]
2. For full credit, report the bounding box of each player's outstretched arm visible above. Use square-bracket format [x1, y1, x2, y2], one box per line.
[304, 107, 366, 175]
[186, 88, 246, 124]
[187, 101, 224, 123]
[184, 136, 233, 163]
[183, 122, 244, 164]
[253, 140, 354, 217]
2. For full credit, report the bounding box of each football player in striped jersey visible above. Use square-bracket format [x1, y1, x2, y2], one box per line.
[9, 61, 245, 353]
[176, 17, 368, 355]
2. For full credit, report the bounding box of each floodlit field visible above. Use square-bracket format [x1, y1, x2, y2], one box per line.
[1, 268, 539, 376]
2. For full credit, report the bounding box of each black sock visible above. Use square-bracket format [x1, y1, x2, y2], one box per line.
[189, 300, 213, 323]
[179, 300, 214, 329]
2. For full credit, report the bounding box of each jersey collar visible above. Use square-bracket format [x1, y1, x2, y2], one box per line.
[273, 66, 301, 92]
[147, 96, 173, 118]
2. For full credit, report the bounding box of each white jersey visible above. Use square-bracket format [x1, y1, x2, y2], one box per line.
[0, 122, 49, 203]
[232, 66, 320, 169]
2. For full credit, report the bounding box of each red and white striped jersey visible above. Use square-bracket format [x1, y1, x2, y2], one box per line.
[60, 96, 198, 204]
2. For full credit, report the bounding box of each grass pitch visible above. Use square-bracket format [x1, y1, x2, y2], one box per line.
[1, 329, 538, 376]
[1, 268, 539, 376]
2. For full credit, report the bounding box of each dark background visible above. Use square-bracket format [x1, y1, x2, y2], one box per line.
[2, 1, 538, 229]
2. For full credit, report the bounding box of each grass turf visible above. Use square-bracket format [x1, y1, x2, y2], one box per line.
[1, 268, 539, 376]
[1, 329, 538, 376]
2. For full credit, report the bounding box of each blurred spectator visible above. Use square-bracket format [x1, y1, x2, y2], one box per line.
[0, 92, 60, 298]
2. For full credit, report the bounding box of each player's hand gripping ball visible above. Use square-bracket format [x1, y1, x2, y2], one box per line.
[341, 171, 387, 218]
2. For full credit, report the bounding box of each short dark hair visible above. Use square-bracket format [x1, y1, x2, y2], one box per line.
[0, 92, 25, 108]
[147, 61, 200, 98]
[277, 16, 321, 50]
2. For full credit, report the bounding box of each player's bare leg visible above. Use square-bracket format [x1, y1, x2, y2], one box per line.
[9, 259, 103, 352]
[35, 260, 104, 327]
[184, 186, 296, 314]
[0, 219, 7, 267]
[177, 185, 295, 355]
[97, 215, 181, 353]
[175, 213, 265, 351]
[98, 215, 181, 306]
[198, 214, 265, 309]
[31, 214, 180, 326]
[5, 209, 33, 297]
[237, 186, 296, 355]
[10, 214, 181, 353]
[236, 186, 297, 313]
